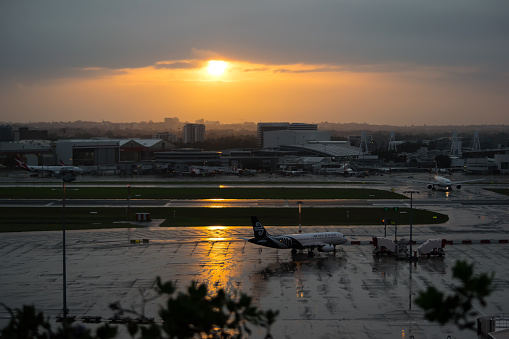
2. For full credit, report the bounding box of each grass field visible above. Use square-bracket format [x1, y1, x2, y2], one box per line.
[485, 188, 509, 197]
[0, 187, 406, 200]
[0, 206, 448, 232]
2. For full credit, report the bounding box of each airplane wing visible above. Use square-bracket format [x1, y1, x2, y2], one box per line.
[301, 242, 331, 249]
[411, 180, 436, 185]
[451, 178, 485, 185]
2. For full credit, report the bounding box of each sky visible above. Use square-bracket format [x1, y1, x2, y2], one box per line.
[1, 1, 508, 126]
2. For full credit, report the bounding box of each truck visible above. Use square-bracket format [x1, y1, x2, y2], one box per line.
[417, 238, 447, 257]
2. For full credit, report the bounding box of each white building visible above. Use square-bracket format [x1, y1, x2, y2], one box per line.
[257, 122, 318, 147]
[494, 153, 509, 174]
[263, 130, 330, 148]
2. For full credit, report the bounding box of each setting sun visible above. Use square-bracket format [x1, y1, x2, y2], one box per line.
[207, 60, 228, 76]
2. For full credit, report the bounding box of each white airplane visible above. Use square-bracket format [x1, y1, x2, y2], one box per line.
[245, 216, 348, 254]
[412, 166, 484, 191]
[15, 156, 84, 176]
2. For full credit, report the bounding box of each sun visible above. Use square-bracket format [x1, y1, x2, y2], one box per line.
[207, 60, 228, 76]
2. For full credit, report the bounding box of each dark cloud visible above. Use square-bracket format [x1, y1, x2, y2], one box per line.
[0, 0, 508, 100]
[243, 68, 270, 72]
[154, 61, 201, 70]
[273, 67, 342, 74]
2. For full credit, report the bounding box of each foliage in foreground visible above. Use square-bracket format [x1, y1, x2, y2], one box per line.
[0, 278, 278, 339]
[415, 260, 494, 331]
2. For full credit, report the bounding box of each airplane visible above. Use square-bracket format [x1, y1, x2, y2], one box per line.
[412, 164, 484, 191]
[245, 216, 348, 254]
[15, 156, 84, 176]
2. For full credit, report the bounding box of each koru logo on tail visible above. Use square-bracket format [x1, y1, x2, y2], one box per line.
[254, 222, 265, 236]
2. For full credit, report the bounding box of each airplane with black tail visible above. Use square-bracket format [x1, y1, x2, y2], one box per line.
[245, 216, 348, 254]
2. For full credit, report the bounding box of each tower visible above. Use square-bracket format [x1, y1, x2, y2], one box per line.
[358, 131, 370, 155]
[470, 130, 481, 151]
[448, 131, 462, 156]
[387, 131, 397, 152]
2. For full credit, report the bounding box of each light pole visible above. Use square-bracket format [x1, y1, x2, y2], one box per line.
[297, 201, 302, 233]
[383, 207, 388, 238]
[403, 191, 419, 261]
[62, 175, 75, 320]
[127, 184, 131, 220]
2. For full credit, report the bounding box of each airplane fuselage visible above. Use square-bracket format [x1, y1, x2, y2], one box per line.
[26, 165, 83, 175]
[249, 231, 347, 251]
[15, 157, 84, 176]
[434, 175, 452, 188]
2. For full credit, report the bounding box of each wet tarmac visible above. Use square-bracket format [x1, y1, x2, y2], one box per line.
[1, 208, 509, 339]
[1, 172, 508, 338]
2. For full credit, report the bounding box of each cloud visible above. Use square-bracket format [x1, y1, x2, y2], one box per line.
[191, 48, 224, 61]
[154, 60, 201, 70]
[273, 67, 344, 74]
[2, 1, 508, 82]
[242, 68, 270, 73]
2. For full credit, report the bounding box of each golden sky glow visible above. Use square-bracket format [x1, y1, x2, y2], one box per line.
[2, 1, 508, 125]
[1, 57, 507, 125]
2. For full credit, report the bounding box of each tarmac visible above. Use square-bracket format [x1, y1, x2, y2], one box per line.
[1, 172, 509, 338]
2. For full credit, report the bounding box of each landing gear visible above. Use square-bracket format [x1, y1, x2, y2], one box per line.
[291, 248, 297, 254]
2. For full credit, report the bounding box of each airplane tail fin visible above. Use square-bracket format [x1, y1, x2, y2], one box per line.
[15, 156, 30, 171]
[251, 216, 269, 238]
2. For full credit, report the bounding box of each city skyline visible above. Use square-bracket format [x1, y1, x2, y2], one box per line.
[1, 1, 508, 126]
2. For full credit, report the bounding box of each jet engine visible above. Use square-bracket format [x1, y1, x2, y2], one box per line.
[317, 244, 335, 252]
[456, 184, 462, 189]
[427, 184, 433, 189]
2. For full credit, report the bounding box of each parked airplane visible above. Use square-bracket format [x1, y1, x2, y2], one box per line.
[245, 216, 348, 254]
[412, 166, 484, 191]
[15, 156, 84, 176]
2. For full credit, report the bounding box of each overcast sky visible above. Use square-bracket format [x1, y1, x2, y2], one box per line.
[1, 0, 508, 125]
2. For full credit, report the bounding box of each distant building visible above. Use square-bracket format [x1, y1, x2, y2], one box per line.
[263, 130, 330, 148]
[56, 139, 120, 166]
[17, 127, 48, 141]
[0, 125, 13, 141]
[494, 153, 509, 174]
[155, 149, 222, 173]
[183, 124, 205, 143]
[163, 117, 181, 131]
[119, 139, 174, 162]
[0, 140, 53, 166]
[153, 132, 178, 143]
[288, 123, 318, 131]
[257, 123, 317, 147]
[464, 158, 489, 174]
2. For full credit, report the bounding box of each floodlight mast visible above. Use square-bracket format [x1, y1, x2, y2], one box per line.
[61, 174, 75, 321]
[298, 201, 302, 233]
[403, 191, 419, 261]
[62, 179, 66, 320]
